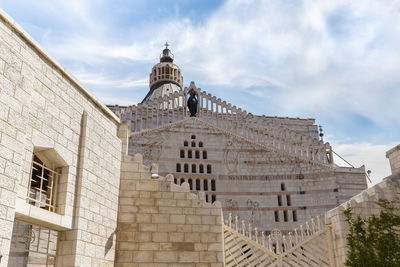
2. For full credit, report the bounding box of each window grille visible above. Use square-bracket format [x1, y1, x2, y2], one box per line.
[27, 155, 59, 212]
[10, 220, 58, 266]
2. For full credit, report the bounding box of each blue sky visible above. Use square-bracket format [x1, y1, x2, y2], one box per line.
[2, 0, 399, 184]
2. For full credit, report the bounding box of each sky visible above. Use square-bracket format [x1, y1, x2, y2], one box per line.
[2, 0, 399, 185]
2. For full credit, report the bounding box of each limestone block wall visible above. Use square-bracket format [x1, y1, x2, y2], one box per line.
[0, 9, 121, 266]
[325, 173, 400, 266]
[386, 144, 400, 175]
[115, 150, 224, 266]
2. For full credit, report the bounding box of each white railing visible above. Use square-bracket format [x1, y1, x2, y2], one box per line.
[223, 213, 335, 266]
[111, 84, 333, 165]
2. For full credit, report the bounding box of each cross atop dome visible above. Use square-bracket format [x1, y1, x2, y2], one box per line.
[161, 42, 174, 63]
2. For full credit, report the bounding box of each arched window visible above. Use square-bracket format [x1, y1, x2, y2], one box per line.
[180, 150, 184, 158]
[176, 163, 181, 172]
[281, 183, 285, 191]
[191, 141, 196, 147]
[199, 164, 204, 173]
[192, 164, 196, 173]
[180, 178, 185, 184]
[196, 179, 201, 190]
[207, 164, 212, 174]
[184, 141, 188, 147]
[203, 179, 208, 191]
[199, 142, 203, 148]
[211, 194, 216, 203]
[211, 179, 216, 191]
[184, 164, 188, 173]
[191, 135, 196, 139]
[203, 151, 207, 159]
[188, 150, 192, 158]
[195, 150, 200, 159]
[188, 179, 193, 190]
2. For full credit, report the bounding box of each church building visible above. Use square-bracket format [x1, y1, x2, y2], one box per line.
[108, 44, 368, 233]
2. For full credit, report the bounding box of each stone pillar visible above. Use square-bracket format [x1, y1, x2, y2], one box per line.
[386, 144, 400, 175]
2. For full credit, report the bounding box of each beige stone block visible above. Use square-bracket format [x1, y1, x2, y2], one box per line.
[184, 232, 200, 242]
[152, 232, 168, 242]
[136, 179, 159, 191]
[139, 242, 160, 251]
[154, 251, 178, 263]
[139, 223, 157, 232]
[118, 241, 138, 250]
[199, 252, 217, 262]
[207, 243, 222, 251]
[195, 208, 210, 215]
[177, 225, 192, 232]
[137, 232, 152, 242]
[178, 251, 199, 263]
[170, 214, 185, 224]
[161, 192, 174, 199]
[133, 251, 153, 262]
[183, 208, 195, 214]
[173, 192, 186, 199]
[201, 216, 215, 225]
[194, 243, 208, 251]
[157, 224, 177, 232]
[159, 206, 182, 214]
[169, 232, 185, 242]
[152, 214, 170, 224]
[136, 213, 151, 223]
[138, 206, 158, 214]
[117, 251, 133, 262]
[186, 215, 202, 224]
[177, 200, 192, 207]
[200, 233, 219, 243]
[135, 198, 155, 206]
[192, 225, 209, 232]
[156, 199, 176, 206]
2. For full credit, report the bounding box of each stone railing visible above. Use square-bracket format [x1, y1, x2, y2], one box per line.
[110, 82, 333, 165]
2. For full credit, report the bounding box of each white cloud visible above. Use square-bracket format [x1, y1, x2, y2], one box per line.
[332, 142, 397, 185]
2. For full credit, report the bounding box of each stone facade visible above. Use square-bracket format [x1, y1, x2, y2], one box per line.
[0, 9, 121, 266]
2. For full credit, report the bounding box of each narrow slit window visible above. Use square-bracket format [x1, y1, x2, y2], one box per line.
[205, 194, 209, 202]
[211, 179, 216, 191]
[286, 195, 291, 206]
[284, 210, 288, 222]
[211, 194, 216, 203]
[188, 179, 193, 190]
[281, 183, 285, 191]
[203, 179, 208, 191]
[199, 164, 204, 173]
[176, 163, 181, 172]
[277, 195, 282, 206]
[196, 179, 201, 190]
[207, 164, 212, 174]
[292, 210, 297, 222]
[274, 211, 279, 222]
[192, 164, 196, 173]
[184, 164, 188, 173]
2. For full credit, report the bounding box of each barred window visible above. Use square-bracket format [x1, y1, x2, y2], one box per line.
[28, 154, 60, 212]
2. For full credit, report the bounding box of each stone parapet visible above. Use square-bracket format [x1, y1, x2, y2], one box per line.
[386, 144, 400, 175]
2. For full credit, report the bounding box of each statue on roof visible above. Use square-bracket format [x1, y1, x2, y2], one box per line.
[187, 92, 198, 117]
